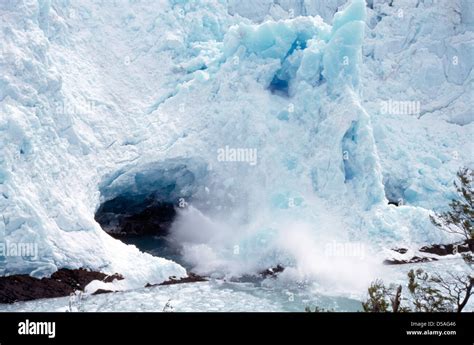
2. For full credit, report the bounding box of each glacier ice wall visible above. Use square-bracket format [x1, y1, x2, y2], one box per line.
[0, 0, 202, 285]
[361, 0, 474, 211]
[0, 0, 472, 289]
[234, 0, 474, 211]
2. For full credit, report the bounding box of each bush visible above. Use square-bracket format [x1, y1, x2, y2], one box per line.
[430, 167, 474, 241]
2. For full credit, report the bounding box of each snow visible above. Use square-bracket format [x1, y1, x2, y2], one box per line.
[0, 0, 472, 302]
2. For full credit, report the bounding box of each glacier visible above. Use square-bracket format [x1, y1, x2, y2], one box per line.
[0, 0, 473, 306]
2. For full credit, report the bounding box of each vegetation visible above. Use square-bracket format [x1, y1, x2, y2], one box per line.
[430, 167, 474, 241]
[362, 266, 473, 313]
[362, 280, 408, 312]
[363, 167, 473, 312]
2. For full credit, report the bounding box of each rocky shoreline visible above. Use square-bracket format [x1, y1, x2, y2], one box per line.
[0, 264, 287, 304]
[7, 239, 470, 304]
[384, 239, 473, 265]
[2, 238, 470, 305]
[0, 268, 124, 304]
[146, 272, 207, 287]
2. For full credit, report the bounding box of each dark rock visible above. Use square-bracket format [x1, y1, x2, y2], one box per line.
[259, 264, 285, 278]
[384, 240, 473, 265]
[104, 274, 124, 283]
[0, 268, 123, 304]
[146, 272, 207, 288]
[419, 239, 473, 256]
[391, 248, 408, 254]
[383, 256, 438, 265]
[92, 289, 114, 295]
[231, 265, 285, 283]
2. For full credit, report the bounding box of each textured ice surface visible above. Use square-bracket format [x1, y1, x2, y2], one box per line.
[0, 273, 371, 312]
[231, 0, 474, 210]
[0, 281, 311, 312]
[0, 0, 472, 301]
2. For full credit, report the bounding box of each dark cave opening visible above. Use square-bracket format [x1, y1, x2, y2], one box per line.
[95, 194, 176, 238]
[94, 192, 184, 265]
[94, 158, 209, 265]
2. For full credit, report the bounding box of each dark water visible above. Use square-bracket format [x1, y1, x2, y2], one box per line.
[120, 235, 191, 269]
